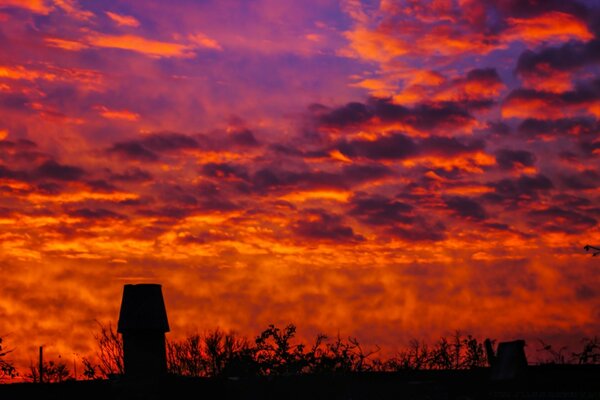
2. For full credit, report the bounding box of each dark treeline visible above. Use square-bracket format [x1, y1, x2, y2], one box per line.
[1, 324, 599, 382]
[78, 323, 600, 380]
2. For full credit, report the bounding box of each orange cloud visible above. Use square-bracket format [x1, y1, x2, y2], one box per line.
[105, 11, 140, 27]
[0, 0, 52, 14]
[502, 90, 600, 120]
[95, 105, 140, 121]
[53, 0, 93, 21]
[44, 37, 89, 51]
[0, 65, 56, 81]
[519, 63, 573, 93]
[505, 11, 593, 45]
[87, 33, 195, 58]
[188, 33, 222, 51]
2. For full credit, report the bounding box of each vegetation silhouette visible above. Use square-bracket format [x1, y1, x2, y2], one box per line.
[73, 322, 599, 381]
[26, 358, 70, 383]
[0, 336, 17, 381]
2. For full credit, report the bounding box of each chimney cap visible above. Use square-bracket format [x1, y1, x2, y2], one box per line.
[117, 284, 170, 333]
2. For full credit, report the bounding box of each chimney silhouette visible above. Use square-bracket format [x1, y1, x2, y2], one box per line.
[117, 284, 170, 378]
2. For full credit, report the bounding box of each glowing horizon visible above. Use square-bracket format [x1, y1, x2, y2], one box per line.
[1, 0, 599, 377]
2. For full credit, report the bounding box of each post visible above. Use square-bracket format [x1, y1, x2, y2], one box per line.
[39, 346, 43, 384]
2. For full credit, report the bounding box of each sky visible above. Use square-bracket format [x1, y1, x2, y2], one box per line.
[1, 0, 600, 375]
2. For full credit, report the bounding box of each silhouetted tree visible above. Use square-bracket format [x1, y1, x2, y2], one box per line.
[385, 332, 487, 371]
[26, 358, 71, 383]
[254, 324, 308, 375]
[572, 337, 600, 364]
[0, 336, 17, 381]
[80, 356, 101, 380]
[167, 328, 255, 377]
[83, 321, 124, 378]
[309, 333, 379, 373]
[536, 339, 569, 364]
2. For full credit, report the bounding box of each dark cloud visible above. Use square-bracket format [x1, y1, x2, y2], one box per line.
[420, 136, 485, 156]
[0, 165, 23, 180]
[229, 129, 260, 147]
[340, 164, 393, 184]
[156, 184, 198, 206]
[314, 98, 474, 132]
[107, 141, 159, 162]
[388, 219, 446, 242]
[85, 179, 118, 192]
[70, 208, 126, 220]
[337, 133, 417, 160]
[349, 194, 413, 225]
[201, 162, 250, 181]
[495, 149, 536, 170]
[485, 121, 512, 136]
[141, 132, 198, 152]
[248, 168, 338, 192]
[528, 207, 596, 234]
[334, 133, 483, 162]
[466, 68, 502, 83]
[444, 196, 487, 221]
[580, 138, 600, 157]
[110, 167, 153, 182]
[560, 169, 599, 190]
[107, 132, 199, 161]
[177, 231, 231, 245]
[226, 163, 392, 194]
[293, 209, 364, 242]
[36, 182, 63, 195]
[518, 118, 600, 139]
[137, 206, 193, 220]
[505, 82, 600, 117]
[492, 0, 589, 19]
[484, 174, 554, 204]
[516, 40, 600, 77]
[316, 102, 372, 128]
[34, 160, 85, 181]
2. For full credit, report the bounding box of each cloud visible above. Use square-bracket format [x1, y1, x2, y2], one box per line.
[336, 133, 417, 160]
[332, 132, 484, 162]
[107, 132, 199, 161]
[528, 207, 597, 234]
[188, 32, 222, 51]
[105, 11, 140, 27]
[95, 105, 140, 121]
[518, 117, 600, 139]
[560, 169, 599, 190]
[292, 209, 364, 243]
[70, 208, 126, 221]
[484, 174, 554, 205]
[349, 194, 413, 225]
[495, 149, 536, 170]
[504, 11, 593, 45]
[0, 0, 52, 14]
[516, 39, 600, 76]
[86, 33, 196, 58]
[33, 160, 85, 181]
[444, 196, 487, 221]
[107, 141, 158, 162]
[314, 97, 476, 135]
[502, 83, 600, 119]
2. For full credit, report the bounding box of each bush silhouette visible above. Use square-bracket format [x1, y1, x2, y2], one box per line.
[0, 336, 17, 381]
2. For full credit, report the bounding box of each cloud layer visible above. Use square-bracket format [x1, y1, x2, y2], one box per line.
[0, 0, 599, 374]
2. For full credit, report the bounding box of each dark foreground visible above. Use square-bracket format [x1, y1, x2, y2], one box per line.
[1, 365, 600, 400]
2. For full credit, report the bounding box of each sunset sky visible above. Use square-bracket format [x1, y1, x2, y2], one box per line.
[1, 0, 600, 375]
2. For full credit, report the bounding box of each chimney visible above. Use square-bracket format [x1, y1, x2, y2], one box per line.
[490, 339, 528, 381]
[117, 284, 170, 378]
